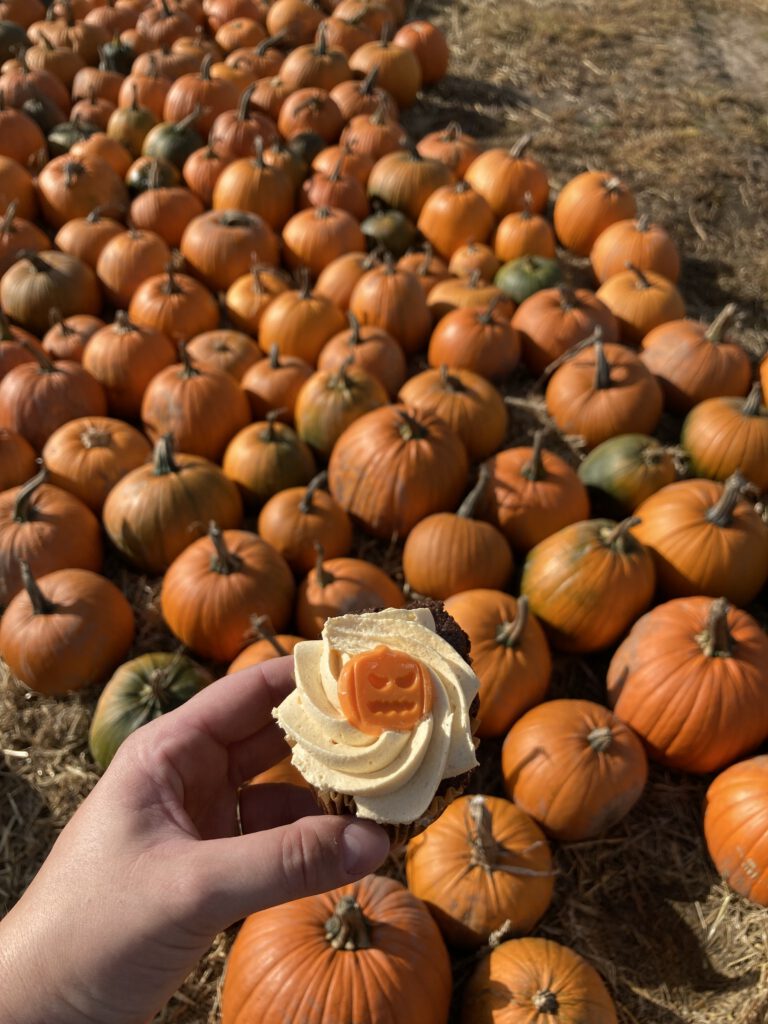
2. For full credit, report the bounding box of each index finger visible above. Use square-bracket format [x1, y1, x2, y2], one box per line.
[168, 656, 297, 747]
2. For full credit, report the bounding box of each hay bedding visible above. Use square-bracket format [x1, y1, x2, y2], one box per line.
[2, 0, 768, 1021]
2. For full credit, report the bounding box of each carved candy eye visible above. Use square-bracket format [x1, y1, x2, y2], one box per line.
[337, 644, 433, 736]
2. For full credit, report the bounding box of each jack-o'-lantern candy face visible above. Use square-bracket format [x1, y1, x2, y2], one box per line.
[337, 644, 433, 736]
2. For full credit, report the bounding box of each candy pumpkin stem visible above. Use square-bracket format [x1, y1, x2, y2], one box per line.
[313, 541, 334, 588]
[521, 430, 545, 482]
[299, 470, 328, 513]
[705, 303, 738, 344]
[532, 990, 559, 1014]
[602, 516, 641, 550]
[495, 596, 529, 648]
[705, 471, 747, 527]
[325, 894, 372, 951]
[153, 434, 179, 476]
[208, 521, 242, 575]
[696, 597, 733, 659]
[13, 462, 47, 523]
[457, 465, 490, 519]
[250, 614, 287, 656]
[19, 559, 56, 615]
[587, 726, 613, 753]
[742, 381, 763, 417]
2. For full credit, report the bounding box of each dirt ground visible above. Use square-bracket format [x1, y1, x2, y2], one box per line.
[2, 1, 768, 1022]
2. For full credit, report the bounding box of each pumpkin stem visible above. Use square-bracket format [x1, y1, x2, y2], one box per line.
[520, 429, 545, 482]
[625, 261, 651, 289]
[359, 65, 379, 95]
[439, 364, 465, 392]
[636, 213, 650, 232]
[114, 309, 135, 332]
[519, 190, 533, 218]
[593, 339, 611, 390]
[379, 20, 393, 46]
[495, 596, 529, 648]
[705, 471, 747, 527]
[175, 106, 203, 133]
[330, 354, 355, 389]
[147, 663, 178, 711]
[325, 894, 372, 951]
[346, 311, 362, 345]
[587, 725, 613, 753]
[268, 343, 281, 369]
[557, 283, 577, 310]
[21, 250, 55, 275]
[457, 465, 489, 519]
[299, 470, 328, 514]
[13, 462, 47, 523]
[261, 407, 285, 441]
[297, 267, 312, 299]
[477, 294, 501, 325]
[705, 303, 738, 344]
[315, 21, 328, 55]
[532, 990, 559, 1014]
[162, 261, 182, 295]
[237, 83, 255, 122]
[0, 199, 17, 235]
[209, 521, 242, 575]
[742, 381, 763, 417]
[602, 516, 641, 551]
[418, 243, 434, 276]
[257, 32, 285, 55]
[509, 133, 532, 158]
[467, 268, 482, 289]
[199, 53, 213, 81]
[80, 423, 113, 449]
[697, 598, 733, 658]
[397, 408, 428, 441]
[153, 434, 179, 476]
[250, 614, 287, 656]
[464, 796, 552, 879]
[20, 338, 56, 374]
[313, 541, 334, 588]
[178, 339, 200, 379]
[19, 559, 56, 615]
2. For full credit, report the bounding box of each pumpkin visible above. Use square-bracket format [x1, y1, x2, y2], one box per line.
[296, 544, 404, 638]
[464, 134, 548, 217]
[103, 434, 243, 574]
[328, 404, 469, 539]
[141, 111, 205, 169]
[70, 132, 134, 177]
[320, 15, 375, 59]
[553, 170, 637, 256]
[2, 62, 71, 125]
[225, 36, 284, 82]
[282, 205, 366, 278]
[280, 23, 351, 90]
[460, 937, 617, 1024]
[483, 434, 593, 557]
[0, 465, 103, 608]
[0, 100, 47, 170]
[277, 86, 344, 143]
[257, 470, 353, 575]
[427, 300, 521, 381]
[36, 153, 128, 229]
[607, 597, 768, 773]
[128, 264, 220, 343]
[360, 207, 416, 257]
[182, 137, 230, 206]
[427, 272, 515, 322]
[349, 260, 432, 355]
[141, 339, 250, 461]
[493, 195, 557, 262]
[89, 651, 213, 769]
[315, 251, 378, 311]
[632, 473, 768, 606]
[265, 0, 324, 46]
[0, 344, 107, 452]
[206, 0, 266, 33]
[163, 53, 239, 136]
[136, 1, 198, 47]
[131, 186, 204, 248]
[641, 303, 752, 412]
[95, 227, 172, 308]
[0, 313, 41, 379]
[339, 101, 406, 160]
[313, 142, 375, 187]
[41, 312, 103, 363]
[595, 263, 685, 344]
[680, 383, 768, 492]
[392, 20, 448, 84]
[224, 263, 290, 334]
[223, 413, 317, 506]
[0, 201, 50, 276]
[241, 345, 313, 421]
[161, 523, 295, 661]
[186, 328, 261, 381]
[511, 284, 619, 376]
[126, 154, 181, 193]
[406, 795, 552, 949]
[578, 433, 676, 516]
[317, 312, 406, 398]
[212, 139, 295, 229]
[545, 338, 663, 451]
[402, 467, 514, 600]
[42, 416, 151, 513]
[397, 245, 450, 297]
[106, 87, 158, 157]
[0, 428, 36, 491]
[180, 208, 280, 292]
[0, 250, 101, 335]
[215, 17, 267, 53]
[53, 208, 124, 269]
[294, 359, 388, 458]
[348, 32, 422, 108]
[520, 516, 655, 652]
[416, 122, 479, 179]
[329, 67, 398, 121]
[444, 590, 551, 738]
[494, 255, 561, 305]
[399, 365, 507, 462]
[228, 616, 304, 673]
[501, 698, 648, 841]
[258, 276, 346, 364]
[118, 62, 173, 121]
[221, 875, 451, 1024]
[448, 243, 500, 283]
[704, 756, 768, 906]
[301, 159, 370, 220]
[0, 564, 134, 695]
[70, 95, 116, 132]
[417, 180, 495, 259]
[590, 213, 680, 284]
[0, 155, 37, 219]
[366, 146, 452, 221]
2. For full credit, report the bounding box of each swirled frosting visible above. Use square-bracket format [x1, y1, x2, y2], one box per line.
[274, 607, 480, 824]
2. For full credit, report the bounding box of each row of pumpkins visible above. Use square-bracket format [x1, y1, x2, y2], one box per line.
[1, 0, 767, 1020]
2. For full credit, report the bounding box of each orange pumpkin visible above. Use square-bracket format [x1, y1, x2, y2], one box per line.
[222, 414, 317, 506]
[180, 208, 280, 292]
[396, 245, 450, 298]
[129, 184, 205, 248]
[41, 313, 103, 363]
[163, 53, 239, 136]
[258, 277, 346, 365]
[0, 202, 50, 277]
[228, 620, 304, 675]
[553, 170, 637, 256]
[276, 86, 344, 142]
[427, 300, 521, 381]
[294, 360, 389, 458]
[367, 146, 452, 221]
[416, 122, 480, 177]
[128, 265, 220, 344]
[444, 591, 551, 739]
[282, 205, 366, 278]
[0, 428, 36, 491]
[595, 263, 685, 344]
[53, 209, 124, 270]
[280, 23, 351, 90]
[224, 263, 290, 334]
[314, 250, 380, 311]
[329, 68, 398, 121]
[426, 272, 514, 322]
[448, 243, 500, 282]
[590, 213, 680, 283]
[493, 194, 557, 262]
[417, 180, 495, 259]
[349, 260, 432, 355]
[317, 313, 406, 398]
[340, 102, 407, 160]
[501, 698, 648, 841]
[681, 383, 768, 492]
[240, 345, 313, 422]
[95, 228, 172, 308]
[348, 33, 422, 109]
[212, 138, 295, 230]
[36, 154, 129, 230]
[464, 134, 548, 218]
[182, 138, 231, 206]
[392, 20, 449, 85]
[300, 159, 370, 220]
[520, 516, 655, 652]
[607, 597, 768, 773]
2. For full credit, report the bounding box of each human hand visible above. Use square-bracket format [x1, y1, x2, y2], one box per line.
[0, 657, 390, 1024]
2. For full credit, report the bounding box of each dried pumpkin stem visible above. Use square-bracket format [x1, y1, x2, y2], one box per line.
[209, 521, 242, 575]
[397, 409, 428, 441]
[313, 541, 334, 588]
[22, 250, 54, 275]
[148, 665, 178, 711]
[587, 726, 613, 753]
[742, 381, 763, 417]
[521, 429, 545, 482]
[478, 294, 501, 324]
[458, 465, 490, 519]
[299, 471, 328, 513]
[20, 339, 55, 374]
[153, 434, 179, 476]
[439, 364, 465, 392]
[20, 560, 56, 615]
[237, 83, 255, 122]
[625, 261, 651, 289]
[557, 283, 577, 310]
[359, 65, 379, 95]
[635, 213, 650, 232]
[697, 597, 733, 659]
[325, 894, 372, 951]
[495, 596, 529, 648]
[464, 796, 551, 878]
[593, 339, 611, 390]
[268, 343, 281, 369]
[532, 990, 559, 1014]
[602, 515, 641, 549]
[80, 424, 112, 449]
[261, 408, 286, 441]
[705, 471, 747, 527]
[178, 339, 200, 379]
[509, 132, 532, 158]
[0, 199, 17, 234]
[13, 463, 47, 523]
[250, 614, 287, 656]
[705, 303, 737, 344]
[346, 311, 362, 345]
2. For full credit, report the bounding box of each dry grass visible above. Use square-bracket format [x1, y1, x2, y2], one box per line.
[3, 0, 768, 1021]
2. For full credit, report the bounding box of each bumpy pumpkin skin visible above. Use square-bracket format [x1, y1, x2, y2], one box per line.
[520, 518, 656, 653]
[221, 875, 452, 1024]
[578, 432, 677, 515]
[680, 386, 768, 492]
[501, 698, 648, 842]
[704, 756, 768, 906]
[461, 936, 618, 1024]
[405, 795, 554, 949]
[607, 598, 768, 773]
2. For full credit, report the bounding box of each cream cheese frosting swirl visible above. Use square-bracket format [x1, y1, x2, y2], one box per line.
[274, 607, 480, 824]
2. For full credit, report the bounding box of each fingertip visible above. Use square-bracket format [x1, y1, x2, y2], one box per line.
[340, 819, 391, 877]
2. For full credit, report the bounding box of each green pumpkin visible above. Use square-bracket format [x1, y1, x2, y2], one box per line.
[141, 112, 204, 169]
[0, 20, 28, 63]
[125, 156, 180, 195]
[578, 433, 677, 515]
[89, 652, 213, 769]
[47, 117, 101, 157]
[494, 256, 561, 304]
[361, 209, 417, 257]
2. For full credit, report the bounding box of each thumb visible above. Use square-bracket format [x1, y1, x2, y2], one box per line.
[188, 816, 390, 931]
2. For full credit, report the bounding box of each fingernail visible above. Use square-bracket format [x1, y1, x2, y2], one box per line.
[341, 819, 390, 875]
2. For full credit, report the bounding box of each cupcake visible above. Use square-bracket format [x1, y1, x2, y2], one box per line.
[273, 601, 480, 847]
